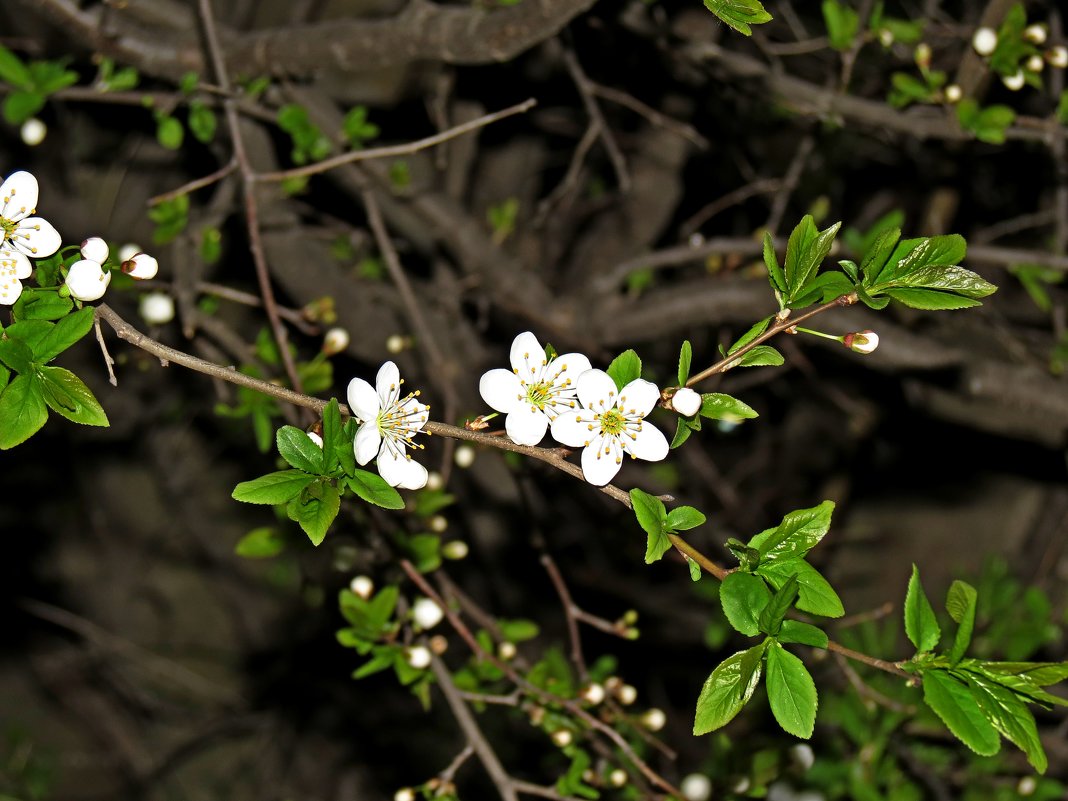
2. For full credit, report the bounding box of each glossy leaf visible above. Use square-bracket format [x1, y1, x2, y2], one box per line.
[606, 349, 642, 391]
[721, 572, 772, 636]
[694, 645, 765, 734]
[922, 669, 1000, 756]
[232, 470, 315, 504]
[905, 564, 941, 652]
[0, 373, 48, 449]
[346, 470, 405, 510]
[747, 501, 835, 562]
[766, 644, 818, 738]
[38, 366, 109, 426]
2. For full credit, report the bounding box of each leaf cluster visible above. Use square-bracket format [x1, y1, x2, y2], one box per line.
[0, 45, 77, 125]
[671, 340, 759, 448]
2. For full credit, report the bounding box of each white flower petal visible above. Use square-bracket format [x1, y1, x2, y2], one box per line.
[65, 259, 111, 301]
[0, 276, 24, 305]
[505, 404, 549, 445]
[397, 396, 429, 434]
[12, 217, 61, 258]
[378, 448, 428, 490]
[623, 422, 669, 463]
[576, 369, 619, 413]
[509, 331, 544, 376]
[479, 368, 524, 413]
[354, 422, 382, 465]
[550, 410, 594, 447]
[376, 360, 401, 406]
[1, 248, 31, 279]
[618, 378, 662, 417]
[347, 376, 381, 422]
[547, 352, 592, 386]
[124, 252, 158, 279]
[581, 435, 624, 486]
[81, 237, 109, 264]
[0, 171, 39, 222]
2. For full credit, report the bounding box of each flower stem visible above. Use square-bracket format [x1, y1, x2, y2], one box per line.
[793, 325, 843, 342]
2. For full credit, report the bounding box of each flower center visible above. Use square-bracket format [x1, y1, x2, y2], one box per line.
[375, 390, 428, 455]
[597, 408, 628, 436]
[525, 380, 553, 409]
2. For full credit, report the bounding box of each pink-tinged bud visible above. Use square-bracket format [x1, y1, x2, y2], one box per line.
[65, 259, 111, 301]
[671, 387, 702, 417]
[121, 252, 158, 279]
[80, 237, 109, 264]
[843, 330, 879, 354]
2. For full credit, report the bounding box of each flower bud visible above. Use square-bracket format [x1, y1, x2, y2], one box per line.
[442, 540, 469, 560]
[608, 769, 627, 787]
[349, 575, 374, 599]
[877, 27, 894, 47]
[843, 330, 879, 354]
[498, 641, 517, 661]
[454, 444, 476, 469]
[394, 788, 416, 801]
[579, 682, 606, 705]
[322, 327, 350, 355]
[972, 27, 998, 56]
[1048, 46, 1068, 69]
[616, 683, 638, 706]
[1026, 54, 1044, 73]
[411, 597, 444, 630]
[914, 43, 931, 70]
[1002, 69, 1026, 91]
[139, 291, 175, 325]
[122, 252, 158, 279]
[306, 431, 324, 448]
[429, 515, 448, 533]
[944, 84, 962, 103]
[65, 259, 111, 301]
[791, 743, 815, 771]
[680, 773, 712, 801]
[406, 645, 431, 669]
[1024, 24, 1047, 45]
[550, 729, 573, 747]
[386, 334, 407, 354]
[425, 471, 444, 491]
[20, 118, 46, 146]
[118, 243, 141, 262]
[80, 237, 109, 264]
[641, 708, 666, 731]
[671, 387, 702, 417]
[1018, 776, 1037, 796]
[429, 634, 448, 654]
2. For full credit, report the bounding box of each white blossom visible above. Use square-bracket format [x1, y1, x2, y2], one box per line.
[479, 331, 592, 445]
[972, 27, 998, 56]
[139, 291, 175, 325]
[550, 369, 669, 486]
[118, 243, 141, 262]
[349, 575, 374, 599]
[65, 258, 111, 302]
[122, 251, 158, 279]
[944, 84, 962, 104]
[306, 431, 324, 448]
[81, 237, 109, 264]
[0, 248, 32, 305]
[681, 774, 712, 801]
[453, 444, 476, 468]
[411, 597, 444, 630]
[671, 387, 702, 416]
[0, 171, 61, 259]
[347, 361, 430, 489]
[1002, 69, 1026, 91]
[406, 645, 431, 669]
[20, 119, 46, 147]
[322, 327, 350, 355]
[641, 708, 666, 731]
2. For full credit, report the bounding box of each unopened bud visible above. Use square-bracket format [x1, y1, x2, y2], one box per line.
[306, 431, 324, 448]
[791, 743, 815, 771]
[498, 641, 517, 661]
[671, 387, 702, 417]
[681, 773, 712, 801]
[944, 84, 962, 103]
[429, 515, 448, 533]
[1026, 54, 1045, 73]
[425, 471, 444, 491]
[117, 243, 141, 262]
[1048, 46, 1068, 68]
[386, 334, 407, 354]
[322, 327, 349, 355]
[616, 684, 638, 706]
[394, 788, 416, 801]
[1024, 24, 1047, 45]
[641, 708, 666, 731]
[528, 706, 545, 726]
[914, 43, 932, 70]
[454, 445, 476, 469]
[122, 252, 159, 279]
[349, 575, 374, 599]
[972, 27, 998, 56]
[139, 291, 175, 325]
[20, 118, 46, 146]
[80, 237, 109, 264]
[550, 729, 573, 747]
[411, 597, 444, 630]
[608, 769, 627, 787]
[65, 259, 111, 302]
[429, 634, 448, 654]
[843, 330, 879, 354]
[406, 645, 431, 669]
[580, 683, 606, 705]
[442, 540, 469, 560]
[877, 28, 894, 47]
[1002, 69, 1026, 91]
[1018, 776, 1037, 796]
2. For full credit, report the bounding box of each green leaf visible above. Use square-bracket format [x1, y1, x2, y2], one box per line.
[959, 670, 1047, 773]
[946, 580, 977, 665]
[276, 425, 325, 473]
[12, 288, 73, 321]
[822, 0, 859, 50]
[876, 234, 967, 288]
[979, 661, 1068, 687]
[732, 345, 784, 368]
[757, 559, 844, 618]
[922, 669, 1000, 756]
[291, 482, 340, 545]
[0, 373, 48, 449]
[789, 271, 856, 308]
[37, 366, 109, 426]
[702, 0, 773, 36]
[727, 317, 772, 355]
[721, 572, 772, 636]
[886, 264, 996, 298]
[499, 619, 540, 643]
[321, 397, 342, 472]
[725, 537, 762, 572]
[747, 501, 835, 562]
[34, 307, 96, 363]
[0, 45, 34, 90]
[677, 340, 692, 386]
[693, 645, 766, 735]
[346, 470, 405, 510]
[784, 216, 841, 302]
[778, 620, 829, 649]
[699, 393, 758, 421]
[631, 488, 670, 564]
[766, 643, 818, 738]
[232, 469, 315, 504]
[156, 114, 184, 150]
[670, 417, 693, 449]
[904, 564, 941, 652]
[666, 505, 706, 531]
[758, 574, 799, 636]
[353, 650, 395, 680]
[3, 91, 45, 125]
[763, 231, 786, 294]
[187, 100, 217, 143]
[606, 349, 642, 391]
[687, 556, 702, 581]
[234, 527, 285, 558]
[0, 337, 34, 374]
[885, 288, 983, 310]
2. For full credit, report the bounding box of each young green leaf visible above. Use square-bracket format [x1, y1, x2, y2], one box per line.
[702, 0, 773, 36]
[677, 340, 692, 386]
[788, 271, 856, 308]
[884, 288, 983, 310]
[822, 0, 859, 50]
[732, 345, 784, 368]
[875, 234, 967, 288]
[699, 393, 758, 421]
[11, 288, 73, 321]
[232, 470, 315, 504]
[727, 317, 772, 355]
[321, 397, 342, 472]
[347, 470, 405, 510]
[34, 307, 96, 363]
[631, 488, 670, 564]
[978, 661, 1068, 687]
[763, 231, 786, 294]
[666, 505, 706, 531]
[758, 574, 799, 636]
[606, 349, 642, 391]
[766, 643, 818, 738]
[758, 559, 844, 618]
[234, 527, 286, 558]
[291, 482, 340, 545]
[720, 572, 772, 636]
[959, 670, 1047, 773]
[277, 425, 326, 473]
[687, 556, 702, 582]
[747, 501, 835, 562]
[670, 417, 693, 449]
[37, 366, 109, 426]
[778, 620, 829, 649]
[0, 45, 34, 89]
[693, 645, 766, 735]
[922, 669, 1000, 756]
[945, 580, 977, 665]
[0, 337, 34, 374]
[904, 564, 941, 653]
[783, 216, 841, 302]
[0, 373, 48, 449]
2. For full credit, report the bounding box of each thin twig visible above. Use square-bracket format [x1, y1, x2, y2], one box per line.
[147, 159, 237, 206]
[834, 651, 916, 713]
[540, 553, 588, 679]
[94, 314, 117, 386]
[562, 47, 630, 193]
[589, 83, 709, 149]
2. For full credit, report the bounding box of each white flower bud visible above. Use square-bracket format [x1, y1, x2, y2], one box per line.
[306, 431, 324, 448]
[641, 708, 666, 731]
[1002, 69, 1026, 91]
[550, 729, 573, 747]
[791, 743, 815, 771]
[122, 252, 158, 279]
[580, 683, 606, 705]
[20, 118, 47, 147]
[425, 471, 444, 491]
[429, 515, 448, 533]
[1026, 54, 1045, 73]
[139, 291, 175, 325]
[349, 575, 374, 599]
[944, 84, 962, 103]
[394, 788, 416, 801]
[80, 237, 109, 264]
[454, 444, 476, 469]
[608, 769, 627, 787]
[65, 259, 111, 301]
[442, 540, 468, 560]
[1018, 776, 1037, 796]
[498, 641, 517, 661]
[386, 334, 406, 354]
[972, 27, 998, 56]
[1048, 46, 1068, 69]
[406, 645, 431, 669]
[877, 28, 894, 47]
[671, 387, 702, 417]
[680, 773, 712, 801]
[843, 330, 879, 354]
[322, 327, 350, 355]
[616, 684, 638, 706]
[118, 243, 141, 262]
[411, 597, 444, 630]
[1024, 24, 1047, 45]
[914, 43, 932, 69]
